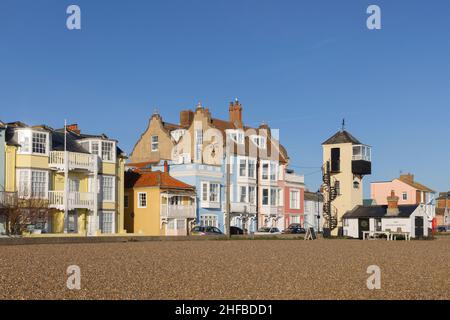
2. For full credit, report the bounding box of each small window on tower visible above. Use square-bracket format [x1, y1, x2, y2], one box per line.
[353, 181, 360, 189]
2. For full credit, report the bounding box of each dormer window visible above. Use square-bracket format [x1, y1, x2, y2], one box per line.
[352, 145, 371, 161]
[82, 139, 116, 162]
[252, 135, 266, 149]
[17, 130, 49, 155]
[227, 130, 244, 144]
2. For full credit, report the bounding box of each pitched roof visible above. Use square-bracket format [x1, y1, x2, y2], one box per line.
[322, 130, 362, 145]
[304, 191, 323, 202]
[125, 170, 195, 190]
[343, 204, 419, 219]
[397, 176, 434, 193]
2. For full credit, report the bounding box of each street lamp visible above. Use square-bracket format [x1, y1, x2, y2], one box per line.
[316, 189, 321, 233]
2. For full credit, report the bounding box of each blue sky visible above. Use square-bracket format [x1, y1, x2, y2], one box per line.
[1, 0, 449, 196]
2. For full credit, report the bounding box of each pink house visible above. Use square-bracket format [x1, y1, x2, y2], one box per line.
[371, 173, 435, 205]
[280, 169, 305, 229]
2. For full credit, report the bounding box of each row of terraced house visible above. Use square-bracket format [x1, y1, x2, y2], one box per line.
[0, 102, 323, 236]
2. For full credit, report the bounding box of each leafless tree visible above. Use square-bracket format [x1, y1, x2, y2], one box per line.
[0, 192, 54, 235]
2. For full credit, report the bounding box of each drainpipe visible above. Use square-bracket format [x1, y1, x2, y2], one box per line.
[63, 120, 69, 233]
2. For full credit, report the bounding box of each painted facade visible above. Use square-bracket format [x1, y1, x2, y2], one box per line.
[322, 129, 372, 236]
[129, 100, 289, 233]
[124, 164, 196, 236]
[343, 191, 431, 239]
[279, 169, 305, 230]
[304, 191, 323, 232]
[435, 191, 450, 226]
[1, 122, 126, 235]
[371, 174, 435, 205]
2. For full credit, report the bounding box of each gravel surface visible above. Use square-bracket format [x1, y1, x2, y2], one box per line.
[1, 238, 449, 300]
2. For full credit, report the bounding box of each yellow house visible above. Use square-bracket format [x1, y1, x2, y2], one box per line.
[124, 163, 196, 236]
[2, 122, 126, 236]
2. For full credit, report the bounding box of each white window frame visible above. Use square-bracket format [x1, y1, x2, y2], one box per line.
[195, 130, 203, 162]
[101, 141, 115, 162]
[252, 135, 266, 149]
[151, 135, 159, 151]
[262, 188, 269, 206]
[249, 185, 256, 205]
[238, 157, 247, 177]
[209, 183, 220, 203]
[248, 159, 256, 178]
[201, 181, 221, 206]
[16, 169, 49, 199]
[262, 162, 269, 180]
[200, 214, 218, 228]
[239, 185, 247, 203]
[290, 190, 300, 209]
[101, 175, 115, 202]
[17, 130, 50, 156]
[99, 210, 115, 234]
[137, 192, 147, 208]
[402, 192, 408, 200]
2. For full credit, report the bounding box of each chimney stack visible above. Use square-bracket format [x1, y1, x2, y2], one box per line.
[400, 173, 414, 184]
[229, 98, 243, 126]
[386, 190, 399, 215]
[66, 124, 80, 135]
[164, 160, 169, 173]
[180, 110, 194, 127]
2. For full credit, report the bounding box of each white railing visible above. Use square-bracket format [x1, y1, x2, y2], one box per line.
[49, 151, 96, 171]
[161, 204, 196, 218]
[261, 205, 282, 216]
[230, 202, 257, 214]
[48, 191, 95, 210]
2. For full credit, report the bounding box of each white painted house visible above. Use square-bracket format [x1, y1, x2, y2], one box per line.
[342, 191, 431, 239]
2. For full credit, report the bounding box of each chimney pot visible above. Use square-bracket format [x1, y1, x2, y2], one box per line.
[386, 190, 400, 215]
[164, 160, 169, 173]
[229, 99, 243, 126]
[66, 124, 80, 135]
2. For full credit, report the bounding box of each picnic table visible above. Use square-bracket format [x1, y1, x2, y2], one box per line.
[363, 230, 411, 241]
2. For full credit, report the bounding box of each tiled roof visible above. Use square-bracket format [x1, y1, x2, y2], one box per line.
[322, 130, 362, 145]
[343, 204, 419, 218]
[397, 176, 434, 193]
[125, 170, 195, 190]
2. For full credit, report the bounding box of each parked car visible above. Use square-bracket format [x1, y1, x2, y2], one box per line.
[191, 226, 223, 235]
[230, 226, 246, 235]
[437, 226, 450, 232]
[283, 223, 306, 234]
[254, 227, 281, 235]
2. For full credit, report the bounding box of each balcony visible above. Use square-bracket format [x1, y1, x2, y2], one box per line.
[49, 151, 96, 172]
[161, 204, 196, 218]
[48, 191, 95, 210]
[0, 191, 18, 208]
[352, 145, 372, 175]
[230, 202, 257, 214]
[261, 205, 283, 216]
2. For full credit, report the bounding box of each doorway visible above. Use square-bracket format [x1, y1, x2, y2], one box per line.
[358, 218, 370, 239]
[415, 216, 424, 238]
[67, 210, 78, 234]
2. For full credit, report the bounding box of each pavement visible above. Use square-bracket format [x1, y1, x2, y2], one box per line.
[0, 238, 449, 300]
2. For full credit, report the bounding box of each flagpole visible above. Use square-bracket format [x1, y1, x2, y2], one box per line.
[64, 119, 69, 233]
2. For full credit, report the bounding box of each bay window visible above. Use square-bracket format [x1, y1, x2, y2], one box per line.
[249, 186, 256, 205]
[17, 130, 49, 155]
[290, 190, 300, 209]
[239, 158, 247, 177]
[17, 169, 48, 198]
[248, 159, 256, 178]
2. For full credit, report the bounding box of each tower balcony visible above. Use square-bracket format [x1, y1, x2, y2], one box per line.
[48, 191, 95, 210]
[352, 144, 372, 175]
[49, 151, 97, 172]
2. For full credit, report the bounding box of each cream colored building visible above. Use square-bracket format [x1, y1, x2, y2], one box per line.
[3, 122, 126, 235]
[322, 129, 371, 236]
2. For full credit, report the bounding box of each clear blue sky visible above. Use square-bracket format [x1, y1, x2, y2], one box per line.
[1, 0, 449, 196]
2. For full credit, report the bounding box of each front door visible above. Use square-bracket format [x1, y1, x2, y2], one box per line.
[415, 216, 424, 238]
[358, 218, 370, 239]
[67, 210, 78, 233]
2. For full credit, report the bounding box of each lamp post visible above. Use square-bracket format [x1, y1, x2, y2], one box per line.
[316, 189, 321, 233]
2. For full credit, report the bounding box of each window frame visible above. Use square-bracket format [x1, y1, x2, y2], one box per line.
[101, 175, 116, 202]
[151, 135, 159, 152]
[137, 192, 147, 208]
[17, 130, 50, 156]
[17, 169, 49, 199]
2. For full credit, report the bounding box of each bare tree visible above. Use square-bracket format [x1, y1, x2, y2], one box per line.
[0, 192, 54, 235]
